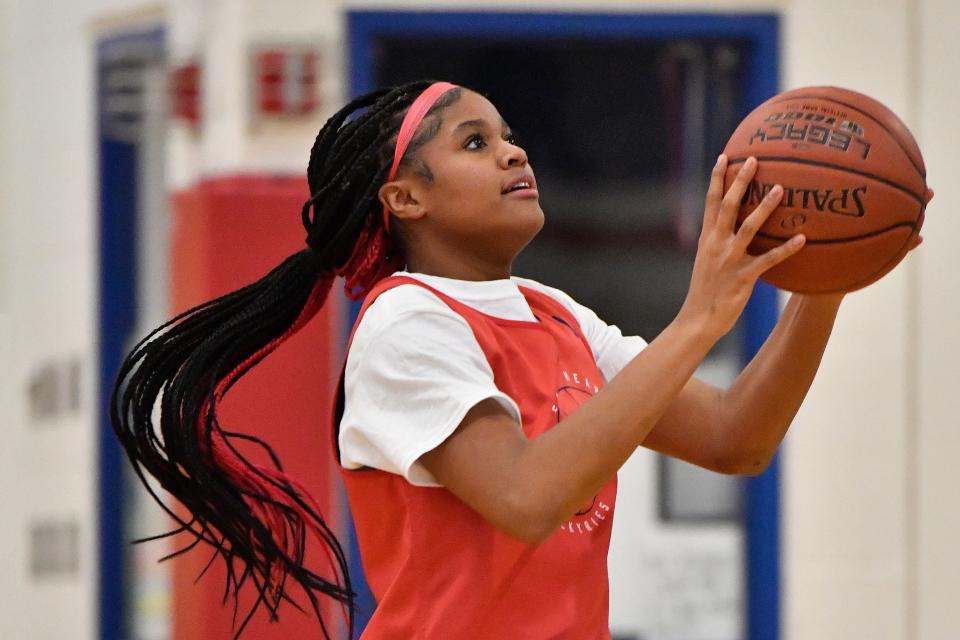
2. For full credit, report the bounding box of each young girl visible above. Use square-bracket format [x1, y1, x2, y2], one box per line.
[112, 79, 880, 639]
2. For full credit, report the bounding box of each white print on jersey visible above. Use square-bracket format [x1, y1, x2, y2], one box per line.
[553, 368, 612, 536]
[559, 369, 601, 394]
[560, 501, 612, 535]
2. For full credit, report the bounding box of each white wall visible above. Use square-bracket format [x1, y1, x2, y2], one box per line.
[914, 0, 960, 637]
[781, 0, 959, 638]
[0, 2, 165, 638]
[781, 0, 916, 637]
[0, 0, 15, 633]
[1, 0, 957, 639]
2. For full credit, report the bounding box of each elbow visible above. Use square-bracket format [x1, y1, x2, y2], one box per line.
[497, 489, 562, 545]
[733, 457, 773, 476]
[505, 520, 556, 546]
[708, 418, 780, 476]
[716, 450, 775, 476]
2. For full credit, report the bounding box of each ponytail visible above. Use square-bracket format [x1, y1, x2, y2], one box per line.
[110, 80, 464, 638]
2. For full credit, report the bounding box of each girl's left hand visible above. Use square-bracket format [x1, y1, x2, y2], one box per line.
[804, 186, 932, 302]
[909, 187, 935, 252]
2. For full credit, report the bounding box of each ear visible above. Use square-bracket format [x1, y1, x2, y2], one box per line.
[378, 180, 427, 223]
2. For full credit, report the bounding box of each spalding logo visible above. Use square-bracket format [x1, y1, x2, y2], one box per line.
[743, 180, 867, 218]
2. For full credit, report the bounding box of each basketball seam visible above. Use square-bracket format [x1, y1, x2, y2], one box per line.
[804, 214, 921, 293]
[852, 213, 921, 284]
[758, 201, 924, 293]
[754, 220, 917, 244]
[726, 155, 925, 205]
[766, 92, 927, 180]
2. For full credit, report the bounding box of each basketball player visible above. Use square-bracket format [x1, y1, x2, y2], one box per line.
[111, 81, 927, 639]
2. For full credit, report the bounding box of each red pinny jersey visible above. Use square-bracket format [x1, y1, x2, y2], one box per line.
[333, 275, 617, 639]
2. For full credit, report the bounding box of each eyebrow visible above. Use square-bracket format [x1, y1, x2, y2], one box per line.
[452, 117, 511, 135]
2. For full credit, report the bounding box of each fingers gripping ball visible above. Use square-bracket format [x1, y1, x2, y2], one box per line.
[722, 86, 928, 294]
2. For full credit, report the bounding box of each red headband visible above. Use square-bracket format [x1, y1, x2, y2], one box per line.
[381, 81, 458, 234]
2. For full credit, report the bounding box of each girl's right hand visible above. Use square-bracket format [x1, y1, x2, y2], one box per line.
[678, 154, 806, 341]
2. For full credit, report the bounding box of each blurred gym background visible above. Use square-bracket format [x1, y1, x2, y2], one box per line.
[0, 1, 956, 639]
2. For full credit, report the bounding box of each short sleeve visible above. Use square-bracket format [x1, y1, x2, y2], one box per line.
[564, 296, 648, 382]
[338, 287, 522, 487]
[512, 278, 647, 382]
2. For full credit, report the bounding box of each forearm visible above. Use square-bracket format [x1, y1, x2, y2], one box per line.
[720, 292, 843, 471]
[515, 315, 716, 532]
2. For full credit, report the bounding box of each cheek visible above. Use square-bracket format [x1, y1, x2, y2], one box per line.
[439, 161, 495, 195]
[431, 176, 498, 217]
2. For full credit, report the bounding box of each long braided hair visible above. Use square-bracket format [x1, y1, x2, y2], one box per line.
[110, 80, 464, 638]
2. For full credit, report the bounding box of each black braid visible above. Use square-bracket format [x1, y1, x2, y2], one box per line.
[304, 83, 463, 265]
[110, 79, 465, 639]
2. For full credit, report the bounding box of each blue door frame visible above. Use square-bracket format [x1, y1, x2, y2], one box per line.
[97, 26, 164, 640]
[347, 10, 782, 640]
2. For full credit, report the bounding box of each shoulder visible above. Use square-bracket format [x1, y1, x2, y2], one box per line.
[354, 280, 466, 338]
[348, 281, 476, 369]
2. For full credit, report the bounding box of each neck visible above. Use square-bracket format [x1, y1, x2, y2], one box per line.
[404, 242, 513, 281]
[405, 258, 512, 281]
[398, 226, 522, 281]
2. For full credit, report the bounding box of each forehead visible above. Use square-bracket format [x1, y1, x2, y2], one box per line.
[440, 90, 505, 133]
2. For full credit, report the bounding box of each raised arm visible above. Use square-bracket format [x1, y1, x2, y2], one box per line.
[640, 292, 842, 475]
[641, 188, 928, 474]
[420, 155, 804, 543]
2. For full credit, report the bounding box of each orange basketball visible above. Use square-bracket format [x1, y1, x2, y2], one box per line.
[722, 86, 928, 294]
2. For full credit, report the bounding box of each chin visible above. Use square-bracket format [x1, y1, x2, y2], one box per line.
[506, 207, 545, 254]
[526, 208, 546, 238]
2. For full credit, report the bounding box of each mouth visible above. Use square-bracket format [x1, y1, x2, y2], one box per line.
[502, 174, 539, 198]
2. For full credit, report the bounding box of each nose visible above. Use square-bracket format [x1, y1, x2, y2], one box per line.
[500, 139, 528, 168]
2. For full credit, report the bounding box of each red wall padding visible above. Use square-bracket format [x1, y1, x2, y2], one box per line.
[169, 175, 347, 639]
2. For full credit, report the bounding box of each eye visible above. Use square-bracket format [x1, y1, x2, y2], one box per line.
[464, 133, 486, 150]
[505, 132, 521, 146]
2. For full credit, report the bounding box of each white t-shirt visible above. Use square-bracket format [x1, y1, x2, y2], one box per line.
[338, 271, 648, 487]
